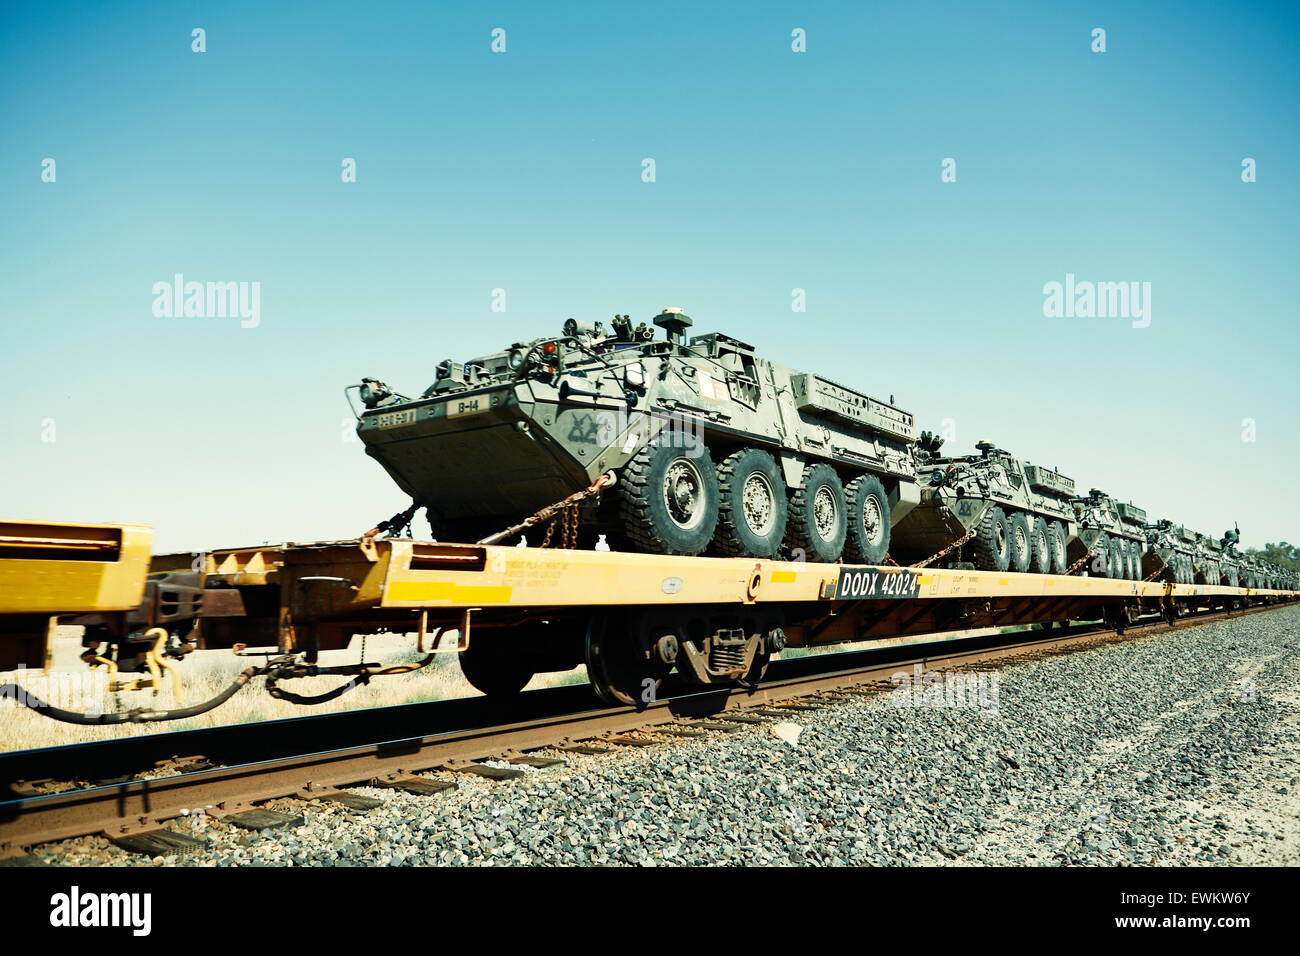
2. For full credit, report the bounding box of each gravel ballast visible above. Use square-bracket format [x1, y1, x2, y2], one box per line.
[36, 605, 1300, 866]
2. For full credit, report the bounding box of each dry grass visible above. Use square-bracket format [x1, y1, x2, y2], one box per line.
[0, 628, 585, 753]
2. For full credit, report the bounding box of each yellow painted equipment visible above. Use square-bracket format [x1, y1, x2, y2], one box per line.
[0, 520, 153, 670]
[153, 537, 1298, 656]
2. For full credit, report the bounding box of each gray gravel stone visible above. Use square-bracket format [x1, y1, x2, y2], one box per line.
[29, 605, 1300, 867]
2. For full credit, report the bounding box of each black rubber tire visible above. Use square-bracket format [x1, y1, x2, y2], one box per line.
[973, 506, 1011, 572]
[1049, 521, 1069, 575]
[1109, 538, 1125, 580]
[1130, 540, 1143, 580]
[459, 633, 535, 697]
[785, 463, 848, 564]
[713, 448, 788, 558]
[1089, 534, 1111, 577]
[1007, 512, 1032, 573]
[618, 433, 719, 555]
[1028, 517, 1051, 573]
[425, 506, 447, 541]
[844, 474, 892, 565]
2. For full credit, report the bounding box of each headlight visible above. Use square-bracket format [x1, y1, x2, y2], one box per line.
[508, 348, 525, 370]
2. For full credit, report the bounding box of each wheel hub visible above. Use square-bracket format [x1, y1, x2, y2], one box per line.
[664, 460, 704, 529]
[741, 472, 775, 536]
[813, 486, 837, 539]
[862, 495, 884, 547]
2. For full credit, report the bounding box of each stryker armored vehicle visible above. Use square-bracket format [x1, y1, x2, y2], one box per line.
[1069, 489, 1147, 579]
[1193, 532, 1225, 586]
[890, 434, 1076, 573]
[1149, 522, 1196, 582]
[350, 309, 920, 563]
[1142, 519, 1198, 584]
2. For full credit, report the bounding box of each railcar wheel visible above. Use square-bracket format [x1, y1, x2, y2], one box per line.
[1007, 512, 1032, 573]
[619, 433, 720, 556]
[844, 474, 892, 565]
[973, 506, 1011, 572]
[1049, 521, 1069, 574]
[1028, 517, 1051, 573]
[713, 448, 788, 558]
[743, 649, 772, 686]
[585, 610, 663, 708]
[459, 633, 536, 698]
[785, 463, 848, 564]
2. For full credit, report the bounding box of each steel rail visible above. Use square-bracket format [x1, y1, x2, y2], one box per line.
[2, 600, 1292, 857]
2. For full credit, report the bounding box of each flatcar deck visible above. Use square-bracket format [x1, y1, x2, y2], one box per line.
[146, 537, 1296, 655]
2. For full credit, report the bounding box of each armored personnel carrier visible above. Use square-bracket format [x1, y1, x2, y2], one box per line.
[351, 310, 919, 563]
[1069, 490, 1147, 579]
[1142, 519, 1197, 584]
[890, 435, 1076, 573]
[1193, 532, 1225, 586]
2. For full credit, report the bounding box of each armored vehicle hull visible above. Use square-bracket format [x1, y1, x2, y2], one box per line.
[890, 438, 1077, 573]
[1069, 492, 1147, 580]
[353, 311, 920, 563]
[1143, 520, 1199, 585]
[1193, 533, 1227, 587]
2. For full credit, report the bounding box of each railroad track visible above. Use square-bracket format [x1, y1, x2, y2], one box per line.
[0, 601, 1291, 863]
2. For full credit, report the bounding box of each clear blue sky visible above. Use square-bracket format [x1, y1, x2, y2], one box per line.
[2, 0, 1297, 553]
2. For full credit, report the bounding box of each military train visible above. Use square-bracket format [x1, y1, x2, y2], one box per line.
[0, 311, 1293, 722]
[351, 309, 1297, 592]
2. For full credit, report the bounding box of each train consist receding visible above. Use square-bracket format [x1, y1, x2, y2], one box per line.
[351, 310, 1297, 591]
[1, 313, 1294, 721]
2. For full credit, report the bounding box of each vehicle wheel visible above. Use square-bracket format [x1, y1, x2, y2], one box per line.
[619, 433, 719, 555]
[425, 506, 447, 541]
[1089, 534, 1111, 577]
[844, 474, 892, 565]
[1008, 512, 1032, 573]
[1049, 521, 1069, 574]
[785, 463, 848, 564]
[1109, 538, 1125, 580]
[713, 448, 788, 558]
[459, 633, 535, 697]
[973, 506, 1011, 572]
[1028, 517, 1051, 573]
[1130, 540, 1144, 580]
